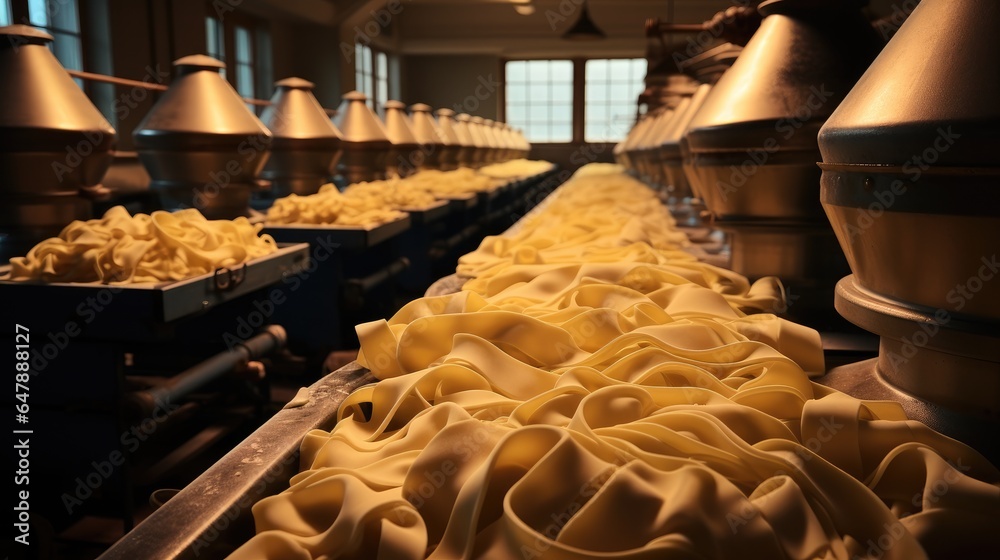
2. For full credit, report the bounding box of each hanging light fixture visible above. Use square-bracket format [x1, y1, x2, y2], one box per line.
[562, 0, 606, 40]
[512, 1, 535, 15]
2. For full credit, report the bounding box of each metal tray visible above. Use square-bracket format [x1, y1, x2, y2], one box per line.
[441, 192, 479, 211]
[0, 243, 310, 323]
[401, 199, 450, 226]
[98, 362, 377, 560]
[263, 214, 411, 251]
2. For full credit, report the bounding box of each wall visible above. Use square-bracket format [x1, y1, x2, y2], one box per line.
[402, 54, 501, 119]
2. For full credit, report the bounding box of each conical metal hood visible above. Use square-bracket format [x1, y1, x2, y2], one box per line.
[817, 0, 1000, 427]
[332, 91, 390, 183]
[468, 116, 489, 169]
[383, 100, 421, 177]
[685, 0, 880, 222]
[0, 24, 117, 260]
[409, 103, 444, 170]
[435, 108, 461, 171]
[134, 54, 271, 218]
[259, 77, 342, 197]
[453, 113, 476, 168]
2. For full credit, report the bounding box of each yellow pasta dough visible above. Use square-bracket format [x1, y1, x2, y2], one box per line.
[8, 206, 277, 284]
[230, 166, 999, 560]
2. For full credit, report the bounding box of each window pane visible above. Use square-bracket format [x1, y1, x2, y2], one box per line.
[586, 103, 606, 123]
[551, 83, 572, 104]
[355, 44, 363, 69]
[528, 82, 548, 102]
[362, 45, 372, 73]
[551, 105, 571, 123]
[50, 31, 82, 71]
[49, 0, 79, 32]
[584, 58, 646, 143]
[237, 64, 254, 98]
[527, 104, 548, 121]
[550, 60, 573, 83]
[28, 0, 48, 27]
[506, 83, 526, 104]
[550, 122, 572, 143]
[235, 26, 252, 64]
[206, 17, 225, 66]
[527, 61, 549, 82]
[586, 82, 607, 103]
[506, 60, 526, 83]
[585, 59, 607, 81]
[377, 52, 387, 79]
[507, 105, 526, 122]
[609, 82, 633, 103]
[504, 59, 574, 143]
[1, 0, 12, 26]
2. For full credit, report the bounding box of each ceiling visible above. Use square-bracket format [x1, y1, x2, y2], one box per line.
[244, 0, 902, 58]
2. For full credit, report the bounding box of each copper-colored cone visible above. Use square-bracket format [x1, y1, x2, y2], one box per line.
[383, 100, 421, 177]
[332, 91, 390, 183]
[134, 54, 270, 219]
[0, 24, 117, 258]
[409, 103, 445, 170]
[259, 77, 342, 197]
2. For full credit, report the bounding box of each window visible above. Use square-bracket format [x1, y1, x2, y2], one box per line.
[5, 0, 84, 75]
[376, 51, 389, 115]
[354, 44, 391, 115]
[205, 16, 225, 71]
[355, 44, 375, 108]
[234, 25, 254, 99]
[505, 60, 574, 143]
[503, 58, 647, 144]
[203, 7, 272, 108]
[585, 58, 646, 142]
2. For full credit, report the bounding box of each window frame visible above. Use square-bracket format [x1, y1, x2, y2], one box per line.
[6, 0, 85, 71]
[354, 43, 392, 116]
[500, 57, 646, 145]
[204, 3, 271, 108]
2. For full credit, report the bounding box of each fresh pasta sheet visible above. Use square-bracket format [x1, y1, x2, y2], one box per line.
[231, 167, 999, 560]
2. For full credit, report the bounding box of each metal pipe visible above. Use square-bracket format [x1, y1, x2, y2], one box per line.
[344, 257, 411, 309]
[65, 69, 337, 116]
[129, 325, 286, 417]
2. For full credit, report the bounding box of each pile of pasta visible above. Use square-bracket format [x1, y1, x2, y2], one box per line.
[343, 181, 439, 210]
[403, 168, 504, 197]
[479, 159, 555, 180]
[8, 206, 277, 284]
[266, 184, 408, 227]
[231, 167, 999, 560]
